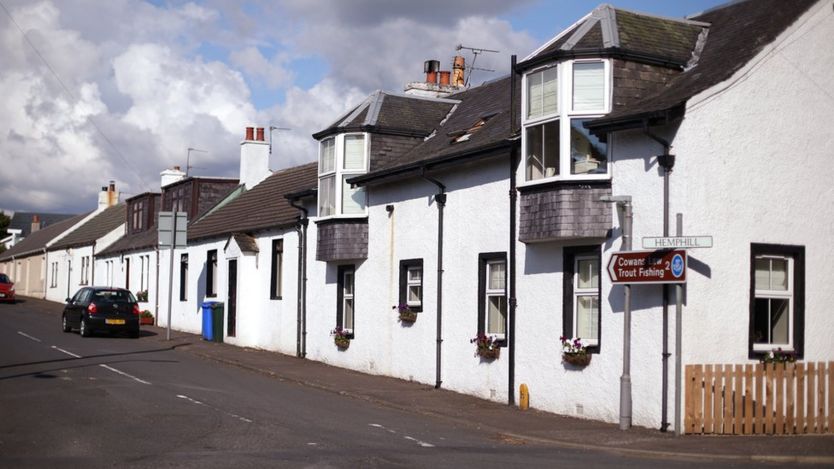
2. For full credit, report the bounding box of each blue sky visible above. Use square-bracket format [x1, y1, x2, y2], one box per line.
[0, 0, 727, 213]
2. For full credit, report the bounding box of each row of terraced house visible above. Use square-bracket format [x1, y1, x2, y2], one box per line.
[3, 0, 833, 432]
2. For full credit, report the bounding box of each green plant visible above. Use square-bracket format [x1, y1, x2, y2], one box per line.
[136, 290, 149, 302]
[761, 348, 797, 364]
[471, 333, 500, 359]
[560, 336, 591, 367]
[140, 310, 153, 318]
[331, 326, 351, 349]
[394, 303, 417, 323]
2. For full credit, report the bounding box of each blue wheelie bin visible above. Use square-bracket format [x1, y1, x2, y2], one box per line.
[201, 301, 216, 341]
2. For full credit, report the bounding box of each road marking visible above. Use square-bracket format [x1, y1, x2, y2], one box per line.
[370, 423, 435, 447]
[51, 346, 82, 358]
[176, 394, 252, 423]
[99, 364, 151, 385]
[17, 331, 42, 342]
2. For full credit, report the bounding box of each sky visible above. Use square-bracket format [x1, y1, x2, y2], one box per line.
[0, 0, 726, 214]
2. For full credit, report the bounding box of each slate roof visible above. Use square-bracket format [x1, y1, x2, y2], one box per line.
[49, 204, 126, 251]
[312, 90, 457, 140]
[6, 211, 78, 237]
[0, 213, 89, 261]
[350, 75, 518, 185]
[188, 163, 318, 241]
[227, 233, 259, 253]
[96, 229, 158, 257]
[521, 4, 707, 69]
[587, 0, 816, 131]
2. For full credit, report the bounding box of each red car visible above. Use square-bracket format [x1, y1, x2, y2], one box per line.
[0, 273, 15, 303]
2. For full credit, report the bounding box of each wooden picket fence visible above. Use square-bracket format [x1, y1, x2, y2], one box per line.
[685, 362, 833, 435]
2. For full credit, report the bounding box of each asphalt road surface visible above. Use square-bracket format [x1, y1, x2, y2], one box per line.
[0, 299, 770, 468]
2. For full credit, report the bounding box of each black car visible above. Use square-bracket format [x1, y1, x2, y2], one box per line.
[61, 287, 140, 338]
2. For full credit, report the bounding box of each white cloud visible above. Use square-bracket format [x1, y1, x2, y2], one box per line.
[230, 46, 294, 89]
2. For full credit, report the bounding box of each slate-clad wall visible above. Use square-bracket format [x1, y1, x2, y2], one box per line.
[518, 182, 612, 242]
[370, 134, 423, 172]
[197, 181, 239, 218]
[316, 219, 369, 261]
[611, 59, 679, 111]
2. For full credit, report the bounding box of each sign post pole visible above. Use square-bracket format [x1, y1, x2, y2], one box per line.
[674, 213, 684, 436]
[620, 199, 633, 431]
[159, 211, 186, 342]
[166, 212, 177, 341]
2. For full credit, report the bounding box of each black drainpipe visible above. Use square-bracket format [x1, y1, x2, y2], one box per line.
[643, 120, 674, 432]
[288, 198, 309, 358]
[508, 54, 519, 407]
[421, 167, 445, 389]
[90, 241, 96, 286]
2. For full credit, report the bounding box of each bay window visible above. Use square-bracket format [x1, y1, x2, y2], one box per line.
[318, 133, 368, 217]
[523, 60, 610, 182]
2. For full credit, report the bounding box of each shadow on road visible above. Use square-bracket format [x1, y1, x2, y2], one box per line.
[0, 342, 192, 372]
[0, 358, 180, 381]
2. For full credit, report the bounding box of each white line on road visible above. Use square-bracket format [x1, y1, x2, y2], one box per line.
[176, 394, 252, 423]
[369, 423, 435, 448]
[17, 331, 42, 342]
[51, 346, 82, 358]
[99, 364, 151, 385]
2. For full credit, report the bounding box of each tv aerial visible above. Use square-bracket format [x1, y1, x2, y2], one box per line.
[456, 44, 499, 87]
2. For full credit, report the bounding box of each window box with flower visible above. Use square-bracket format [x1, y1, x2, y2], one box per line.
[139, 310, 154, 326]
[136, 290, 149, 303]
[393, 303, 417, 323]
[471, 334, 500, 360]
[331, 326, 351, 349]
[561, 336, 591, 367]
[760, 347, 797, 364]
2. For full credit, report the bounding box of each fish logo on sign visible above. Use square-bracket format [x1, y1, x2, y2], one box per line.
[671, 254, 685, 278]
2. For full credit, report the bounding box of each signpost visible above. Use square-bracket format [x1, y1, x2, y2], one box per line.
[607, 249, 687, 285]
[158, 211, 187, 341]
[642, 236, 713, 250]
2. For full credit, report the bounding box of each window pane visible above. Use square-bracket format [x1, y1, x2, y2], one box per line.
[525, 124, 543, 180]
[342, 177, 366, 214]
[408, 267, 421, 282]
[487, 295, 507, 335]
[526, 72, 542, 119]
[488, 262, 506, 290]
[771, 298, 790, 344]
[570, 119, 607, 174]
[319, 176, 335, 216]
[408, 285, 421, 303]
[576, 296, 599, 340]
[344, 135, 365, 170]
[320, 138, 335, 173]
[577, 258, 598, 289]
[542, 67, 558, 115]
[573, 62, 605, 111]
[543, 120, 559, 177]
[771, 258, 788, 291]
[753, 298, 770, 343]
[755, 258, 770, 289]
[344, 272, 354, 296]
[344, 298, 354, 330]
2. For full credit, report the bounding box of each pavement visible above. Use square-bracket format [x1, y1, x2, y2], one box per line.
[134, 325, 834, 465]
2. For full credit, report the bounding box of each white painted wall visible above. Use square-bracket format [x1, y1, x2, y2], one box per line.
[304, 158, 513, 402]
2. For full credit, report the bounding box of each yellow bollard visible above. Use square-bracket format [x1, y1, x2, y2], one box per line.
[519, 383, 529, 410]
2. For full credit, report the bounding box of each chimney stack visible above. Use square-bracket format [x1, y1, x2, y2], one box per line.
[424, 60, 440, 84]
[31, 214, 41, 233]
[160, 165, 187, 188]
[404, 57, 466, 98]
[240, 126, 270, 190]
[452, 55, 465, 86]
[97, 182, 120, 210]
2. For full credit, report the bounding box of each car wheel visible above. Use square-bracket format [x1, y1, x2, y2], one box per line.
[130, 329, 140, 339]
[62, 315, 71, 333]
[79, 318, 90, 337]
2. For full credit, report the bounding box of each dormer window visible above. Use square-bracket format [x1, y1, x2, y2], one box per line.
[131, 200, 145, 232]
[522, 59, 610, 182]
[318, 133, 368, 217]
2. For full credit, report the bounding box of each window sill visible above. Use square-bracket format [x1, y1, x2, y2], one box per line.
[270, 296, 283, 301]
[315, 215, 369, 225]
[517, 174, 611, 191]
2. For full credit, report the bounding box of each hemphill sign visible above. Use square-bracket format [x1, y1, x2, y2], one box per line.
[607, 250, 687, 284]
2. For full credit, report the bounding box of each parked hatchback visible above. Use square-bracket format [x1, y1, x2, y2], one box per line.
[62, 287, 140, 338]
[0, 273, 14, 303]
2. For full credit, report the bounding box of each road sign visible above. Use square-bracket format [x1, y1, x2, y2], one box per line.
[642, 236, 712, 249]
[607, 250, 687, 284]
[158, 211, 187, 248]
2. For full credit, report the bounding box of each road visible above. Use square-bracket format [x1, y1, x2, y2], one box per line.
[0, 298, 775, 468]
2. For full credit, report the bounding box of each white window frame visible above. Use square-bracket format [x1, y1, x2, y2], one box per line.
[317, 133, 369, 219]
[520, 59, 612, 186]
[342, 269, 355, 333]
[753, 255, 794, 351]
[573, 254, 600, 346]
[406, 265, 422, 308]
[485, 259, 507, 339]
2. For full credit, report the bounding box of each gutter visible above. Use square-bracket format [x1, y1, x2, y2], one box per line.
[312, 124, 432, 141]
[420, 167, 446, 390]
[515, 47, 688, 74]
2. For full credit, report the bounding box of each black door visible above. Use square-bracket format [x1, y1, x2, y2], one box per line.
[227, 259, 237, 337]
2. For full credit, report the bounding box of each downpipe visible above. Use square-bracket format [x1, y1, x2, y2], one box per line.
[288, 199, 309, 358]
[421, 168, 445, 389]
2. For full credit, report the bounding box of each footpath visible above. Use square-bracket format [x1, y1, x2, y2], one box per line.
[143, 324, 834, 465]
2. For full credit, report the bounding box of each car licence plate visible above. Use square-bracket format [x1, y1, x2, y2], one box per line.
[0, 293, 5, 297]
[105, 319, 125, 325]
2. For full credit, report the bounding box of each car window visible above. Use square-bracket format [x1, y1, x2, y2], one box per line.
[92, 289, 136, 303]
[71, 289, 87, 304]
[0, 274, 9, 283]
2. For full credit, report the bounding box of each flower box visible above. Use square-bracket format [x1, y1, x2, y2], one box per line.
[334, 336, 350, 349]
[478, 347, 500, 360]
[562, 352, 591, 367]
[471, 334, 500, 360]
[139, 310, 154, 326]
[399, 310, 418, 323]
